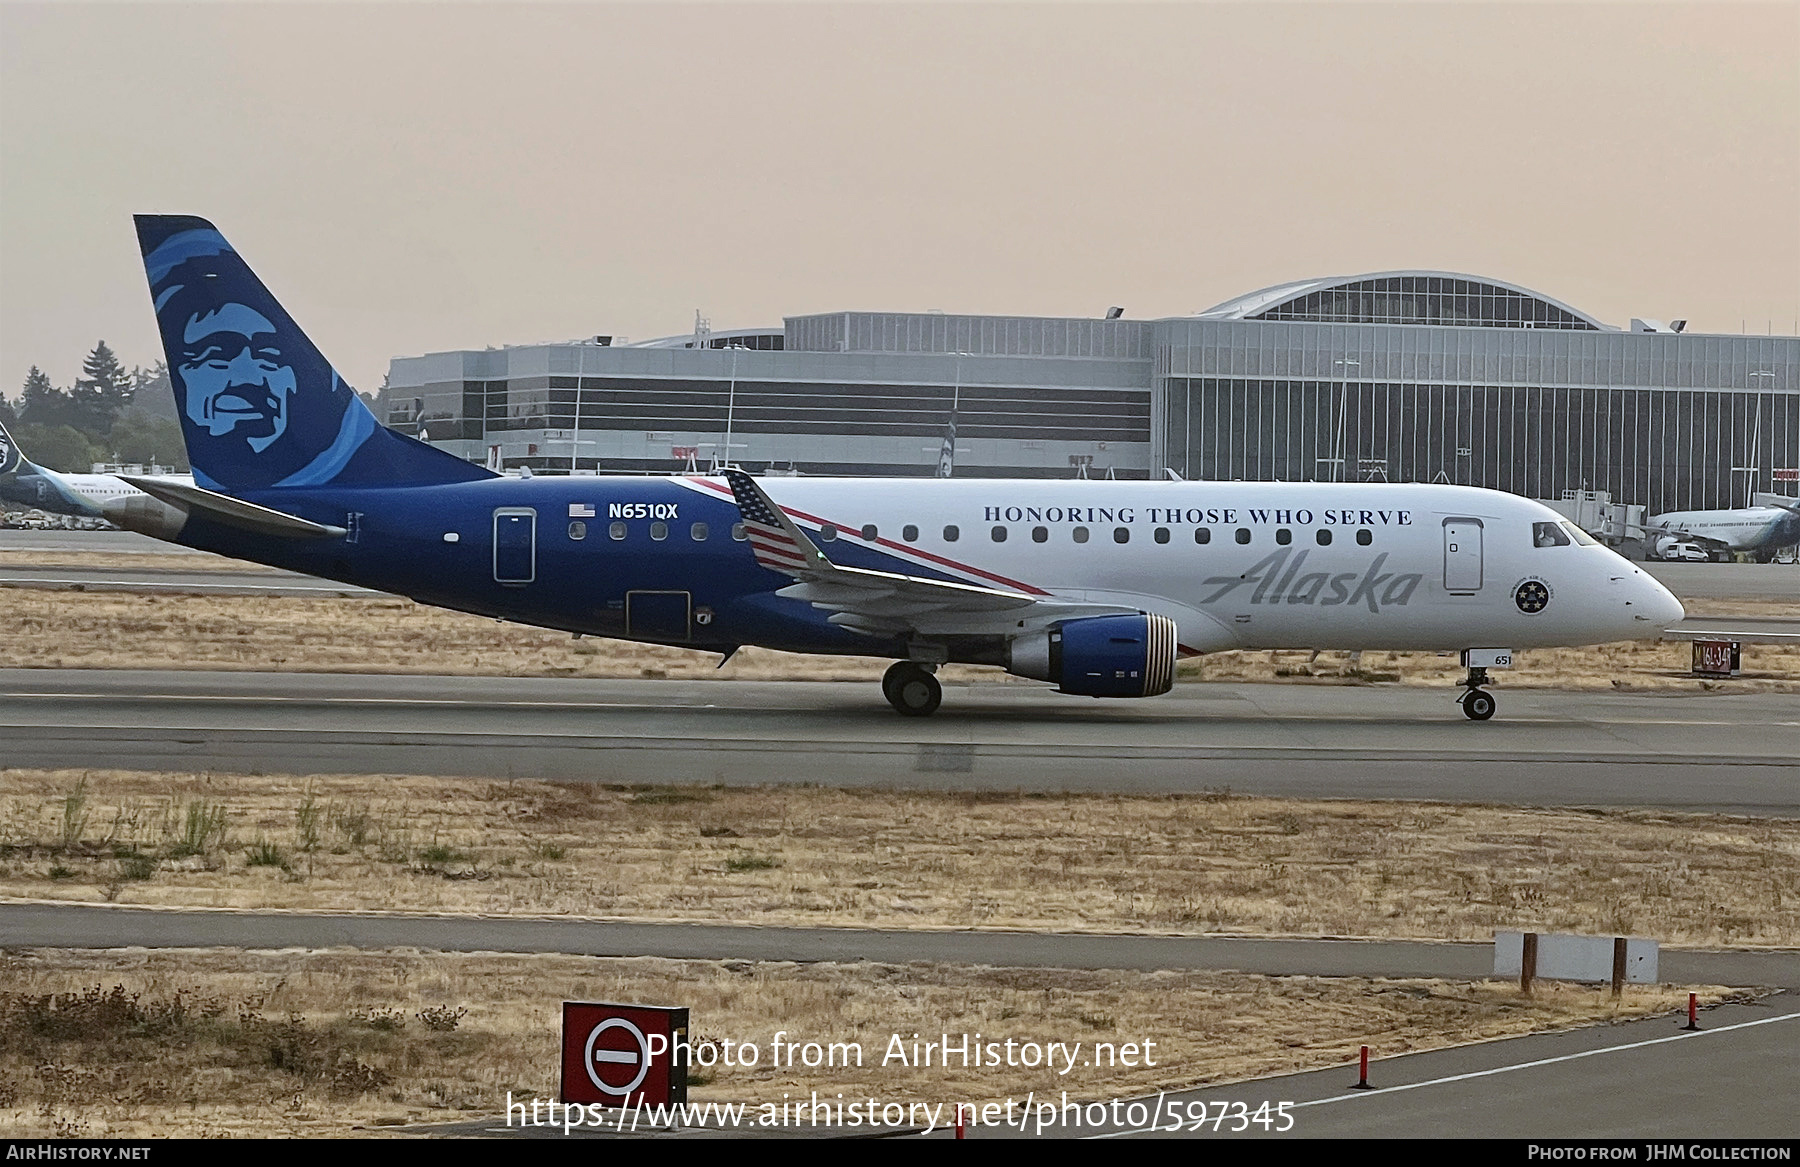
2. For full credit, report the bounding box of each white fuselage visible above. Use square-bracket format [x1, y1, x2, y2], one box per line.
[682, 478, 1686, 654]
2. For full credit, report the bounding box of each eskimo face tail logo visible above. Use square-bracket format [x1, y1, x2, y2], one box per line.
[0, 428, 16, 474]
[178, 302, 297, 452]
[137, 216, 375, 491]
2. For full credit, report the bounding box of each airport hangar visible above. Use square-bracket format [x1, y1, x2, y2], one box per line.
[380, 271, 1800, 515]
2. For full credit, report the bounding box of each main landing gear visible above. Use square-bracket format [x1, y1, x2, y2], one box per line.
[883, 660, 942, 717]
[1458, 666, 1496, 721]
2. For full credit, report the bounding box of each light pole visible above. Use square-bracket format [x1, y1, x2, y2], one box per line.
[1742, 369, 1777, 505]
[922, 351, 970, 476]
[1320, 356, 1358, 482]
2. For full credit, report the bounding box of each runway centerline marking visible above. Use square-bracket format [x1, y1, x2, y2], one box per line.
[1091, 1009, 1800, 1138]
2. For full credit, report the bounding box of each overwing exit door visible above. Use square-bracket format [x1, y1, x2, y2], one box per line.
[1443, 517, 1483, 593]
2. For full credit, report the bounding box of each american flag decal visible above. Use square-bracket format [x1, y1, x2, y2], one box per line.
[724, 469, 815, 573]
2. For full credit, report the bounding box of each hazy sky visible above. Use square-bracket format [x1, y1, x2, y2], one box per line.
[2, 1, 1796, 398]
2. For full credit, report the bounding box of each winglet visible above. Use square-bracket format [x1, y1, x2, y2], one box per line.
[721, 468, 828, 576]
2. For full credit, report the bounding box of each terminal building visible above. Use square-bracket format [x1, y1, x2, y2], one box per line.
[380, 271, 1799, 514]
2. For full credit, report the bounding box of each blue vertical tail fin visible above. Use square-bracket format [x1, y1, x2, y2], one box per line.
[0, 418, 22, 478]
[134, 215, 494, 493]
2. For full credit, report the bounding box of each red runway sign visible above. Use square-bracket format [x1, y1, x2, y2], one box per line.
[561, 1002, 689, 1108]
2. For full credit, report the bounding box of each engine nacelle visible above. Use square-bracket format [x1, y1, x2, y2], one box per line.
[1005, 613, 1178, 698]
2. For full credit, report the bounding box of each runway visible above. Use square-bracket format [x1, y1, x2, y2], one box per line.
[1040, 1000, 1800, 1140]
[0, 563, 378, 596]
[4, 902, 1794, 988]
[4, 669, 1798, 812]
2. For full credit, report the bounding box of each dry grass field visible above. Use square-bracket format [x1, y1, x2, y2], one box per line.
[3, 587, 1798, 688]
[4, 770, 1796, 947]
[0, 946, 1744, 1138]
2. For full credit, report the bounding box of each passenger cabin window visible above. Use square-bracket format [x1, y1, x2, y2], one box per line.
[1073, 526, 1090, 544]
[943, 525, 960, 542]
[1276, 528, 1292, 545]
[568, 521, 587, 541]
[903, 524, 919, 542]
[1315, 529, 1332, 546]
[1195, 528, 1211, 545]
[609, 521, 627, 541]
[731, 522, 746, 541]
[1562, 521, 1599, 546]
[1113, 527, 1130, 544]
[1356, 529, 1373, 545]
[991, 525, 1007, 543]
[820, 523, 837, 542]
[1153, 527, 1170, 544]
[650, 521, 668, 541]
[690, 522, 708, 541]
[861, 524, 878, 540]
[1532, 522, 1571, 548]
[1032, 526, 1048, 543]
[1235, 528, 1251, 545]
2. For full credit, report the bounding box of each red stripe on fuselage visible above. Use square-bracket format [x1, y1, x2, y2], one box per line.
[686, 477, 1048, 595]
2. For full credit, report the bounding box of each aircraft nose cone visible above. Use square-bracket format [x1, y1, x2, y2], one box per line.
[1653, 583, 1687, 627]
[1634, 573, 1685, 629]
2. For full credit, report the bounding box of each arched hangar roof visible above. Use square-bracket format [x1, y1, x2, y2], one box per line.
[1194, 271, 1610, 331]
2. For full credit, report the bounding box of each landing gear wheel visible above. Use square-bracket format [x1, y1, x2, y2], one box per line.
[883, 661, 942, 717]
[1461, 689, 1496, 721]
[880, 660, 911, 706]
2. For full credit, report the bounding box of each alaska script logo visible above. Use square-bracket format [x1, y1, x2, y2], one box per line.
[1198, 549, 1423, 613]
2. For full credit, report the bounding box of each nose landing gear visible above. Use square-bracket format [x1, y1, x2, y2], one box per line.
[1458, 666, 1496, 721]
[883, 660, 942, 717]
[1456, 649, 1513, 721]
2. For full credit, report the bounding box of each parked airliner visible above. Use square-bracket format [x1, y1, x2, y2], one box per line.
[0, 420, 192, 518]
[1640, 502, 1800, 562]
[103, 215, 1685, 721]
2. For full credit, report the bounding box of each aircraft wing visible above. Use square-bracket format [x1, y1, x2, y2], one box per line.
[1626, 519, 1729, 551]
[722, 469, 1132, 637]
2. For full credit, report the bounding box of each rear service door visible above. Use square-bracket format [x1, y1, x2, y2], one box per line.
[493, 508, 537, 584]
[1443, 517, 1483, 593]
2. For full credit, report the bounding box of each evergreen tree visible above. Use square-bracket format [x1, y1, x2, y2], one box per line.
[0, 371, 32, 427]
[19, 366, 79, 430]
[123, 361, 177, 423]
[72, 341, 133, 433]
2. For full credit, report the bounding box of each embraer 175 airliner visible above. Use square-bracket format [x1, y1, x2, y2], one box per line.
[104, 216, 1685, 720]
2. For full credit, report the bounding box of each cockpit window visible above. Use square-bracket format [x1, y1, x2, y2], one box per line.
[1561, 521, 1599, 546]
[1532, 521, 1571, 547]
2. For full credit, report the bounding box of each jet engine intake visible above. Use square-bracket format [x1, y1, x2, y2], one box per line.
[1005, 613, 1178, 698]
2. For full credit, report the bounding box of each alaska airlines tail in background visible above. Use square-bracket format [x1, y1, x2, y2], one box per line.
[134, 216, 493, 493]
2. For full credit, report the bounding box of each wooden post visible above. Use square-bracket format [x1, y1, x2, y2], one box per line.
[1520, 932, 1538, 994]
[1611, 937, 1628, 999]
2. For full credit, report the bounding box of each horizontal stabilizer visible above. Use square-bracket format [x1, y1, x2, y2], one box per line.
[120, 475, 347, 539]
